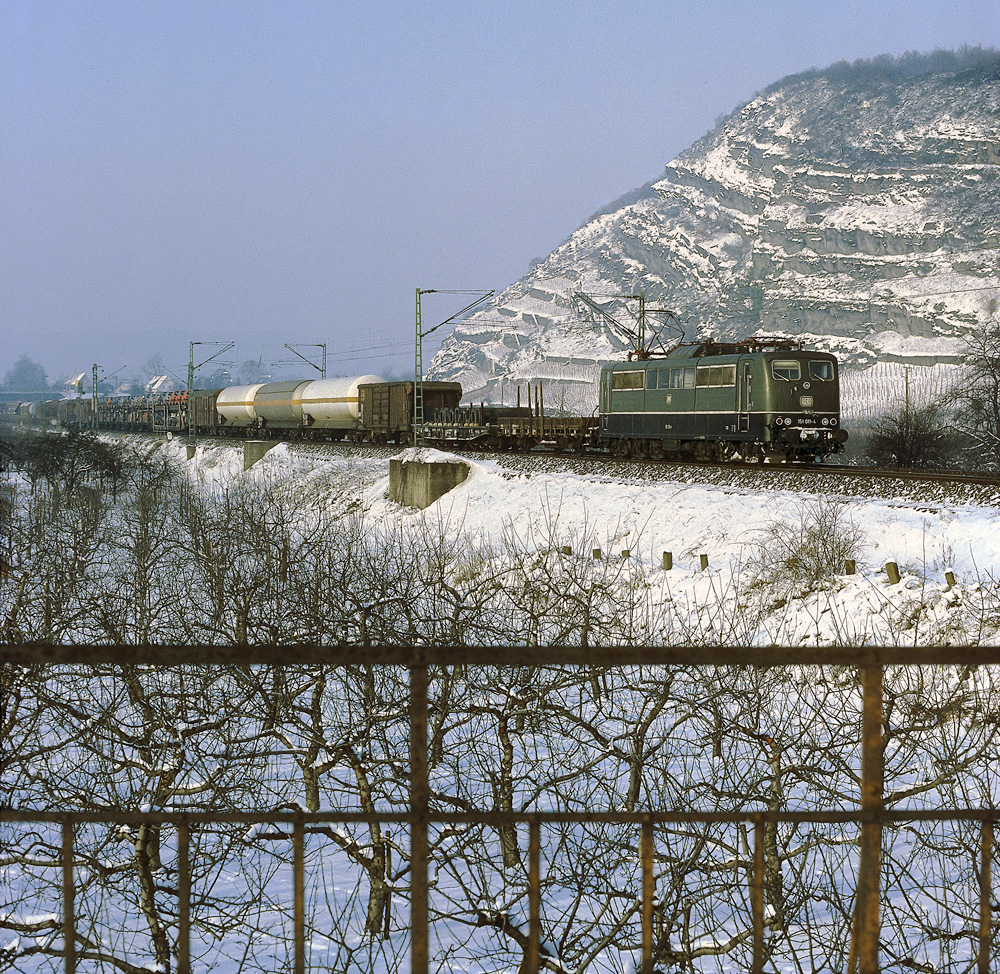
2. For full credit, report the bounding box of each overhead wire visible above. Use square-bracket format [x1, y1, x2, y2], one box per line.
[249, 250, 998, 374]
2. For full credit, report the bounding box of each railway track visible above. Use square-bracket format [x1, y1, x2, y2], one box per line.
[277, 437, 1000, 507]
[58, 428, 1000, 508]
[442, 449, 1000, 506]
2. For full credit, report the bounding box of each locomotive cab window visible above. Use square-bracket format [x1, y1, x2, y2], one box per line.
[809, 361, 834, 381]
[611, 371, 644, 391]
[772, 360, 801, 381]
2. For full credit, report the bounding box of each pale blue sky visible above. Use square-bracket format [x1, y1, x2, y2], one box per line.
[3, 0, 999, 384]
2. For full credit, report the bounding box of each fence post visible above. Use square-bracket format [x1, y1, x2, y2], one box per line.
[849, 664, 883, 974]
[753, 817, 765, 974]
[528, 818, 541, 974]
[641, 818, 654, 974]
[662, 552, 673, 570]
[178, 819, 191, 974]
[980, 818, 993, 974]
[885, 562, 900, 585]
[294, 812, 305, 974]
[411, 661, 430, 974]
[62, 817, 76, 974]
[699, 554, 709, 572]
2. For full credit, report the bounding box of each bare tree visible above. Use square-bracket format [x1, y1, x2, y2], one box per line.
[6, 438, 1000, 971]
[13, 429, 123, 499]
[951, 305, 1000, 468]
[1, 665, 284, 972]
[3, 354, 48, 391]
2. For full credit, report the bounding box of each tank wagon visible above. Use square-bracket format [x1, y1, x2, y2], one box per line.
[304, 375, 396, 432]
[216, 384, 266, 430]
[600, 338, 846, 461]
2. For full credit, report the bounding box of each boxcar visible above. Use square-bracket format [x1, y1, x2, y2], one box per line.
[358, 381, 463, 444]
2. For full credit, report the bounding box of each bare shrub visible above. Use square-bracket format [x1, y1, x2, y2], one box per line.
[864, 403, 955, 469]
[753, 498, 865, 587]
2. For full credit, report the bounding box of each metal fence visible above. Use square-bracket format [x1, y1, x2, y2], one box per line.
[3, 643, 1000, 974]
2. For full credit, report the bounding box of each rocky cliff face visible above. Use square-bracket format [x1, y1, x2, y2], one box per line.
[430, 52, 1000, 409]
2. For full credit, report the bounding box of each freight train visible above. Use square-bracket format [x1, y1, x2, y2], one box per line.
[15, 337, 847, 462]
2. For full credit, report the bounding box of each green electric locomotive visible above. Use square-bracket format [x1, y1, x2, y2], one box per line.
[599, 337, 847, 462]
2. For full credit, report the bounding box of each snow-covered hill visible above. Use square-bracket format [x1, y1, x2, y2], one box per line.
[430, 51, 1000, 408]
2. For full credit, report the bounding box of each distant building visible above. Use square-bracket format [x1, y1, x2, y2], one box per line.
[65, 373, 87, 394]
[145, 375, 175, 394]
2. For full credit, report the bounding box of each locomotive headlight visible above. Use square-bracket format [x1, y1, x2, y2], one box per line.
[822, 418, 829, 425]
[784, 417, 792, 425]
[831, 418, 838, 426]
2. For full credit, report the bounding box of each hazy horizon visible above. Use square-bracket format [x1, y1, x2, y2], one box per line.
[3, 0, 999, 388]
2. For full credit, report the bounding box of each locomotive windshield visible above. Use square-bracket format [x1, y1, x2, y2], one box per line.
[771, 360, 801, 381]
[809, 361, 834, 381]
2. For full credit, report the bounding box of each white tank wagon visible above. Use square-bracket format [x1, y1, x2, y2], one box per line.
[251, 380, 313, 429]
[216, 375, 387, 435]
[217, 384, 266, 427]
[300, 374, 385, 429]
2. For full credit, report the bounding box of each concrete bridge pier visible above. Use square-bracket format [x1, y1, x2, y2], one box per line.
[389, 456, 469, 509]
[244, 440, 277, 471]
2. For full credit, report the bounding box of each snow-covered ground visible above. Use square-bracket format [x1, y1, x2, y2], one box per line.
[6, 435, 1000, 974]
[172, 437, 1000, 646]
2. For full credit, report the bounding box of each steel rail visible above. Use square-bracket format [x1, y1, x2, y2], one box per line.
[454, 445, 1000, 490]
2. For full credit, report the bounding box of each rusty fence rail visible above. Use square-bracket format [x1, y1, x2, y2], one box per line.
[1, 806, 996, 974]
[3, 643, 1000, 974]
